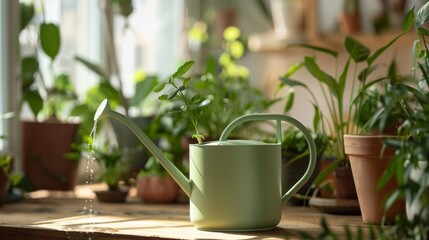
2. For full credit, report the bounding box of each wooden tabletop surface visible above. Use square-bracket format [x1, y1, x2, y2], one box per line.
[0, 188, 368, 240]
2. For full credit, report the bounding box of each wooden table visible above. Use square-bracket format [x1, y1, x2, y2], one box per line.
[0, 191, 366, 240]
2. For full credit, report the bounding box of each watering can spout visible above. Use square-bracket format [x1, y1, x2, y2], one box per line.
[94, 99, 192, 197]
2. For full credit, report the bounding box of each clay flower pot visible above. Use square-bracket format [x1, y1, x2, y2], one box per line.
[333, 166, 357, 199]
[344, 135, 405, 224]
[136, 175, 179, 203]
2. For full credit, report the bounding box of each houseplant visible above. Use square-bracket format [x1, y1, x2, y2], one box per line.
[91, 142, 130, 203]
[136, 115, 188, 203]
[161, 26, 274, 144]
[279, 24, 407, 221]
[374, 3, 429, 237]
[19, 2, 82, 191]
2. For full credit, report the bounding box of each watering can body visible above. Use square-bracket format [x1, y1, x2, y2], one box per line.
[189, 141, 282, 230]
[95, 99, 317, 231]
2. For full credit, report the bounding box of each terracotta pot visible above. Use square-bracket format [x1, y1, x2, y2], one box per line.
[339, 12, 360, 34]
[344, 135, 405, 224]
[94, 189, 129, 203]
[136, 175, 179, 203]
[22, 121, 79, 191]
[333, 166, 357, 199]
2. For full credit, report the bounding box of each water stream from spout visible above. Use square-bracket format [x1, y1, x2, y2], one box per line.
[65, 122, 99, 240]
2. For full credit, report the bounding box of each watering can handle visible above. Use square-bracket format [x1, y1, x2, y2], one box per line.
[219, 113, 317, 203]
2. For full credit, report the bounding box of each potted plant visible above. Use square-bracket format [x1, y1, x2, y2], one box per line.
[136, 155, 181, 204]
[279, 24, 407, 222]
[161, 26, 274, 147]
[135, 113, 190, 203]
[91, 142, 130, 203]
[19, 2, 83, 191]
[376, 3, 429, 236]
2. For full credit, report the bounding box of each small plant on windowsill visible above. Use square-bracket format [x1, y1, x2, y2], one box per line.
[153, 60, 211, 144]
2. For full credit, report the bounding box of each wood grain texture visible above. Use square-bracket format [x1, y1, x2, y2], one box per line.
[0, 196, 367, 239]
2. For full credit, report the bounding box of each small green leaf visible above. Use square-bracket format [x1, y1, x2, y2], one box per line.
[183, 77, 191, 88]
[40, 23, 61, 60]
[153, 82, 167, 92]
[283, 61, 305, 78]
[172, 60, 195, 78]
[403, 7, 415, 33]
[418, 27, 429, 36]
[21, 56, 39, 89]
[345, 36, 370, 62]
[416, 1, 429, 27]
[168, 89, 179, 99]
[312, 104, 321, 132]
[198, 99, 211, 108]
[158, 94, 168, 100]
[283, 88, 295, 112]
[23, 90, 43, 118]
[177, 85, 185, 91]
[191, 95, 201, 102]
[20, 2, 34, 31]
[385, 190, 401, 211]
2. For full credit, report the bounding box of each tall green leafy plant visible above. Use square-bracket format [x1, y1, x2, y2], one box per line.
[20, 2, 79, 121]
[278, 31, 405, 166]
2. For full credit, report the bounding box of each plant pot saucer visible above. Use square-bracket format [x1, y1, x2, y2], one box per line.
[309, 196, 361, 215]
[94, 189, 129, 203]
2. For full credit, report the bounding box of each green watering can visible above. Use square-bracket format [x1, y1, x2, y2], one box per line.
[95, 99, 317, 231]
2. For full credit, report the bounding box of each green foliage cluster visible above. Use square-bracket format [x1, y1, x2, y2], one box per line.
[20, 2, 79, 121]
[278, 26, 405, 165]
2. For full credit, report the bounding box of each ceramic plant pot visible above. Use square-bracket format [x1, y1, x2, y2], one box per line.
[22, 121, 79, 191]
[344, 135, 405, 224]
[136, 175, 179, 203]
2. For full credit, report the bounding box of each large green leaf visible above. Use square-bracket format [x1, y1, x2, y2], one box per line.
[304, 57, 339, 97]
[367, 34, 403, 66]
[345, 36, 370, 63]
[40, 23, 61, 60]
[129, 76, 158, 106]
[23, 90, 43, 118]
[20, 2, 34, 31]
[74, 55, 109, 79]
[172, 60, 194, 78]
[416, 1, 429, 27]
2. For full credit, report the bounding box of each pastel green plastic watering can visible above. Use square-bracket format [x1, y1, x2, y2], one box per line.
[94, 99, 317, 231]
